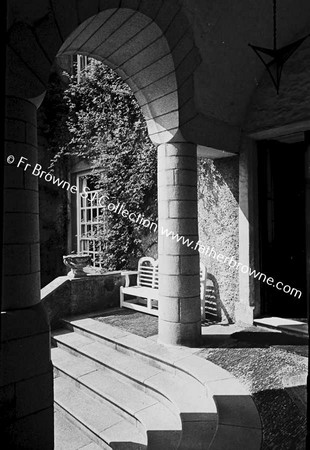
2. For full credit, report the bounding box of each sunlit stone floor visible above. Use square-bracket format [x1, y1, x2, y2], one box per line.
[94, 309, 308, 449]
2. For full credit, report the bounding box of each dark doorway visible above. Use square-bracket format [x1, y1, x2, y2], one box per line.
[258, 140, 307, 318]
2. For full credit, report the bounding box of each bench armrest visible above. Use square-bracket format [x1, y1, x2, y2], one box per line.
[121, 270, 139, 287]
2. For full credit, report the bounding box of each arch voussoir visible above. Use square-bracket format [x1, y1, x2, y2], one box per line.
[33, 12, 63, 65]
[76, 0, 100, 24]
[137, 0, 164, 19]
[8, 22, 51, 87]
[50, 0, 79, 42]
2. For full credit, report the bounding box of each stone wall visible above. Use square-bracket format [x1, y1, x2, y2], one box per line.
[41, 272, 124, 329]
[198, 156, 239, 322]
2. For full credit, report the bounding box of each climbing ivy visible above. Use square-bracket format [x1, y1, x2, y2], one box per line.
[44, 60, 157, 270]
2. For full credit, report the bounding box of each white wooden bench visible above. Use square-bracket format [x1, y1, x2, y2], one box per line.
[120, 257, 207, 318]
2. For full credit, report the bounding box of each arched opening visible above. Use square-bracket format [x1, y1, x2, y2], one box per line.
[38, 55, 158, 284]
[57, 8, 179, 144]
[3, 4, 202, 446]
[4, 0, 201, 321]
[6, 1, 200, 142]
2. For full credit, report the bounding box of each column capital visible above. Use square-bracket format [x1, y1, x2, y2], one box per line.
[150, 128, 196, 146]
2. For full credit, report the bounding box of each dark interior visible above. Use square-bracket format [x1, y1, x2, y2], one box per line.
[258, 139, 307, 318]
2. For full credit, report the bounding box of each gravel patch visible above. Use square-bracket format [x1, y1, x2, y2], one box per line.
[198, 326, 308, 449]
[94, 309, 158, 337]
[93, 311, 308, 448]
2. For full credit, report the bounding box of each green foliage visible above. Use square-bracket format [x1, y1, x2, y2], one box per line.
[38, 72, 70, 165]
[47, 60, 157, 270]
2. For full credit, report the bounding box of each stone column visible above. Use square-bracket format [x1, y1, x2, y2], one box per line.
[157, 139, 201, 347]
[235, 138, 259, 324]
[1, 96, 54, 449]
[305, 132, 310, 317]
[3, 96, 41, 309]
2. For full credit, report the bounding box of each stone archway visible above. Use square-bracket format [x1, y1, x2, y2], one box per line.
[57, 8, 180, 144]
[5, 0, 202, 340]
[54, 5, 202, 347]
[3, 3, 201, 446]
[6, 0, 201, 141]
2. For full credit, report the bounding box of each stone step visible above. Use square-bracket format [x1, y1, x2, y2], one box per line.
[54, 407, 103, 450]
[52, 328, 218, 449]
[62, 317, 199, 377]
[52, 347, 182, 449]
[53, 316, 263, 449]
[52, 329, 215, 421]
[54, 377, 147, 450]
[52, 330, 169, 395]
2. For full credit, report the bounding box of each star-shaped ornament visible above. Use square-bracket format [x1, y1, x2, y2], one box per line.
[249, 35, 309, 93]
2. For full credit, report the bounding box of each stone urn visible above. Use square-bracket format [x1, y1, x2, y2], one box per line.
[63, 254, 92, 278]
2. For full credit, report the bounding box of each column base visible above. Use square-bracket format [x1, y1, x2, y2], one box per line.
[0, 303, 54, 450]
[234, 302, 255, 325]
[158, 319, 202, 347]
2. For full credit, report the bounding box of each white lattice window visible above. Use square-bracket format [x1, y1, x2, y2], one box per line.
[77, 173, 106, 268]
[70, 54, 95, 83]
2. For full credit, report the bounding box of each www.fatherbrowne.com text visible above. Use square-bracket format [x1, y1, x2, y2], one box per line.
[108, 200, 302, 300]
[9, 155, 302, 300]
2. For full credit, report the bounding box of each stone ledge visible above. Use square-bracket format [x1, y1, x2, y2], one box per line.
[41, 272, 124, 329]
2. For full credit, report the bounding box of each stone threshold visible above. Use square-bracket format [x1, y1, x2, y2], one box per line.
[254, 317, 308, 338]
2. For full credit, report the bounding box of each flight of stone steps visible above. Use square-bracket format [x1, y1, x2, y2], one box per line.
[51, 316, 262, 449]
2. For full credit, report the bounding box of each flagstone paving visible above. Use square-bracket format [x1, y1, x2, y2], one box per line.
[94, 310, 308, 449]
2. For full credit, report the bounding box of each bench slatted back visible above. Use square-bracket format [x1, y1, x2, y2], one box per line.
[200, 262, 207, 299]
[137, 257, 159, 289]
[137, 257, 205, 294]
